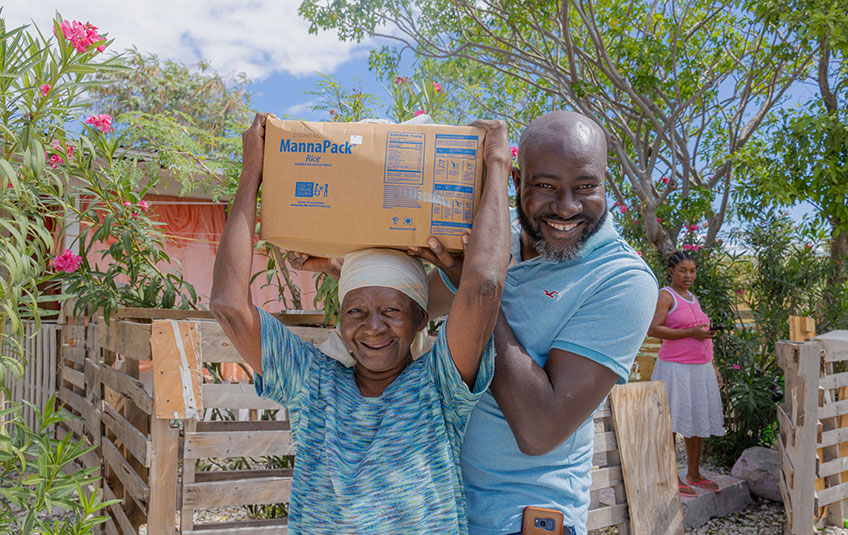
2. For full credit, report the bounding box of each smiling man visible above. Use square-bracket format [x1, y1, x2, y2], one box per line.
[421, 111, 659, 535]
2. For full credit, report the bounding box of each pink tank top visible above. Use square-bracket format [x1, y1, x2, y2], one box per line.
[656, 287, 713, 364]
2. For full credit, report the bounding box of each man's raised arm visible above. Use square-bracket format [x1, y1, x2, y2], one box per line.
[210, 113, 277, 374]
[443, 120, 512, 386]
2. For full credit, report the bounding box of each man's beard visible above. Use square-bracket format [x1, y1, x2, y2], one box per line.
[516, 191, 607, 262]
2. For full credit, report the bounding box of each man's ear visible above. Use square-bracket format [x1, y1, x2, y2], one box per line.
[510, 166, 521, 192]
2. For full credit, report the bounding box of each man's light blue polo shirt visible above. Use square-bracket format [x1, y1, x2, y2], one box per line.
[442, 213, 658, 535]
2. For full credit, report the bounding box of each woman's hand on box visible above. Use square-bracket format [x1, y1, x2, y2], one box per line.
[408, 235, 467, 289]
[241, 112, 278, 183]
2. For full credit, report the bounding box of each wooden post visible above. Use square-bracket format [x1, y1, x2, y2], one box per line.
[610, 381, 684, 535]
[148, 417, 179, 535]
[789, 316, 816, 343]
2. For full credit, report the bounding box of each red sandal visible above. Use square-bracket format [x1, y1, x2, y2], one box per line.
[686, 476, 719, 491]
[678, 483, 697, 497]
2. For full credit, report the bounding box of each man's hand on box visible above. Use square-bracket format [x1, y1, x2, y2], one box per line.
[241, 112, 279, 183]
[408, 235, 467, 289]
[469, 119, 511, 172]
[287, 252, 343, 280]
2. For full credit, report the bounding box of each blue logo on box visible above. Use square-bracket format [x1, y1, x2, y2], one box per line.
[295, 182, 314, 198]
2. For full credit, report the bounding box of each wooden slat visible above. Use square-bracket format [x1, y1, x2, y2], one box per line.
[61, 365, 85, 389]
[101, 403, 151, 467]
[593, 431, 617, 453]
[63, 325, 86, 341]
[194, 468, 293, 483]
[821, 372, 848, 390]
[101, 436, 150, 505]
[819, 427, 848, 449]
[183, 430, 294, 459]
[99, 363, 154, 414]
[817, 481, 848, 507]
[62, 345, 86, 365]
[610, 382, 683, 535]
[198, 321, 332, 363]
[590, 466, 624, 490]
[58, 386, 98, 437]
[98, 318, 152, 360]
[199, 320, 241, 363]
[102, 479, 138, 535]
[182, 476, 292, 508]
[202, 383, 281, 410]
[151, 321, 203, 419]
[819, 398, 848, 420]
[819, 455, 848, 479]
[587, 503, 629, 530]
[148, 418, 179, 535]
[184, 519, 287, 535]
[196, 420, 290, 433]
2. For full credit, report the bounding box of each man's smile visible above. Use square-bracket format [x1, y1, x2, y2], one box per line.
[543, 218, 582, 233]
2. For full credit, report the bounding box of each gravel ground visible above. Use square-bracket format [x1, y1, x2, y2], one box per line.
[17, 436, 848, 534]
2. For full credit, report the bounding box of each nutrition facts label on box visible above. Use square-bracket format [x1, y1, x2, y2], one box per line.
[384, 132, 425, 185]
[430, 134, 479, 236]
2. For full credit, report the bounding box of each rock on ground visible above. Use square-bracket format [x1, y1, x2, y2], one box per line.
[731, 446, 782, 502]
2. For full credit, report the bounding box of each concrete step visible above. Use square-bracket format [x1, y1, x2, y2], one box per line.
[679, 469, 752, 529]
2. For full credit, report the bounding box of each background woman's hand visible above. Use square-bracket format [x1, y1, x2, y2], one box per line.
[688, 323, 715, 340]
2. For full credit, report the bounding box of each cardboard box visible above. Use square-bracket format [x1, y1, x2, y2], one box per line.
[260, 119, 485, 257]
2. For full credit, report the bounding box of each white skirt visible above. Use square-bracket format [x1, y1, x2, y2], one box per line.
[652, 359, 725, 438]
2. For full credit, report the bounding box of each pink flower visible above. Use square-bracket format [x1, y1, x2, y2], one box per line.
[66, 145, 75, 159]
[661, 176, 669, 184]
[636, 251, 642, 256]
[138, 200, 150, 211]
[413, 110, 425, 117]
[510, 147, 519, 158]
[85, 114, 112, 132]
[432, 81, 442, 93]
[52, 249, 82, 273]
[806, 244, 812, 249]
[692, 245, 701, 252]
[40, 84, 51, 96]
[619, 205, 628, 214]
[58, 20, 105, 54]
[683, 244, 692, 251]
[394, 76, 408, 85]
[656, 217, 662, 223]
[732, 363, 741, 370]
[122, 201, 132, 207]
[736, 289, 743, 295]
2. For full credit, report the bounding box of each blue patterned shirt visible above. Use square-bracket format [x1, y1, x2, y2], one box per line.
[254, 308, 495, 535]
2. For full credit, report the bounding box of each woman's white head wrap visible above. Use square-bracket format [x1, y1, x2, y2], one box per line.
[318, 248, 431, 366]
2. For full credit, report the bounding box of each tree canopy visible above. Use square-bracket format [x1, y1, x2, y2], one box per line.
[301, 0, 812, 257]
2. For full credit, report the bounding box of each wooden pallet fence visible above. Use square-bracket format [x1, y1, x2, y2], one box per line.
[3, 320, 61, 431]
[777, 330, 848, 535]
[91, 311, 335, 535]
[631, 337, 662, 382]
[46, 309, 682, 535]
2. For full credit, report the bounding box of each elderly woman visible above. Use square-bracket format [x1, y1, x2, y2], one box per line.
[210, 113, 511, 535]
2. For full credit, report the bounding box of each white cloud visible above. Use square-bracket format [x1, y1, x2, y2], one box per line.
[2, 0, 370, 81]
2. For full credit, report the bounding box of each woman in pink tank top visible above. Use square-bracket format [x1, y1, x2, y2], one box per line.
[648, 251, 725, 497]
